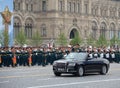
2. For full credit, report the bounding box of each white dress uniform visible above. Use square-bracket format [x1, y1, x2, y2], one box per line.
[100, 53, 104, 58]
[89, 53, 93, 58]
[94, 53, 98, 58]
[111, 53, 115, 59]
[106, 53, 110, 58]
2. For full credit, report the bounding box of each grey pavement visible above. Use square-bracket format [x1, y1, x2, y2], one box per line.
[0, 63, 120, 88]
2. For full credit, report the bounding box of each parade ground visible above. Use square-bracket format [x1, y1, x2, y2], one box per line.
[0, 63, 120, 88]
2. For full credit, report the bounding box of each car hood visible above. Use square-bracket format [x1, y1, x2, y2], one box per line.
[54, 59, 79, 63]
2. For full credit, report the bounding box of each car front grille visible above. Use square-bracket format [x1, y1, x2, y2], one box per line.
[56, 63, 66, 68]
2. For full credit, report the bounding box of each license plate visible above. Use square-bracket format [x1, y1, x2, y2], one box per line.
[58, 68, 65, 71]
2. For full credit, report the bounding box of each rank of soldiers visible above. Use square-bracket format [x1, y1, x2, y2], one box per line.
[0, 46, 120, 67]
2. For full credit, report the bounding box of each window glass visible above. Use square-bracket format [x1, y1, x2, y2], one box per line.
[42, 1, 46, 12]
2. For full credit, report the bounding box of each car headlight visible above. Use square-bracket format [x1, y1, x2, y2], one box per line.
[53, 62, 57, 66]
[68, 63, 76, 66]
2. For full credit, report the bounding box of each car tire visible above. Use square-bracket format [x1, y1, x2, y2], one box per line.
[100, 65, 107, 75]
[54, 72, 61, 76]
[77, 66, 84, 77]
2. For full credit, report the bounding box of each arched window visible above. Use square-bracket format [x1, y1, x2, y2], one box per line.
[68, 2, 72, 12]
[31, 4, 33, 11]
[59, 0, 63, 12]
[109, 7, 116, 18]
[13, 17, 21, 38]
[84, 4, 88, 14]
[92, 21, 98, 39]
[25, 18, 33, 39]
[104, 9, 107, 17]
[42, 0, 47, 12]
[100, 22, 107, 37]
[113, 7, 116, 17]
[14, 0, 21, 11]
[25, 3, 33, 11]
[73, 2, 76, 13]
[109, 8, 112, 17]
[109, 23, 115, 39]
[77, 3, 80, 13]
[92, 6, 98, 16]
[101, 7, 107, 17]
[41, 24, 47, 37]
[26, 3, 28, 11]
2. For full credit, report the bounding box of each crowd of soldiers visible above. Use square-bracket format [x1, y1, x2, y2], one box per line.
[0, 47, 65, 67]
[0, 45, 120, 67]
[87, 47, 120, 63]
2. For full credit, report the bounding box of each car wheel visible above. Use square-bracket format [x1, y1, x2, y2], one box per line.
[100, 65, 107, 75]
[54, 72, 61, 76]
[77, 66, 84, 77]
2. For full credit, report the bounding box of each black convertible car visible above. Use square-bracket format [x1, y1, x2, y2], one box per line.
[53, 52, 110, 77]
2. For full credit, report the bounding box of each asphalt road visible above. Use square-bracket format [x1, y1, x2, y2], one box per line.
[0, 63, 120, 88]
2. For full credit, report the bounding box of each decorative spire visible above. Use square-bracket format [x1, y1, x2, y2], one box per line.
[5, 6, 9, 12]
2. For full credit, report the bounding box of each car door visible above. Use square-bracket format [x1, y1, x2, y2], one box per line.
[84, 58, 102, 72]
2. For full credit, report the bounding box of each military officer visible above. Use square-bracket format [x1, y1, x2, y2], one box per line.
[105, 49, 110, 62]
[115, 48, 120, 63]
[32, 47, 38, 66]
[99, 49, 104, 58]
[93, 49, 98, 58]
[37, 48, 43, 66]
[15, 47, 21, 66]
[110, 49, 115, 63]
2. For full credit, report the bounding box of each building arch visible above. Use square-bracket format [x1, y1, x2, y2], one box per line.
[25, 17, 34, 25]
[24, 17, 34, 25]
[68, 26, 81, 39]
[109, 22, 116, 39]
[14, 14, 23, 22]
[41, 24, 47, 37]
[24, 15, 36, 27]
[100, 22, 107, 38]
[91, 21, 98, 39]
[100, 19, 109, 27]
[110, 22, 116, 30]
[92, 19, 99, 25]
[69, 28, 78, 39]
[13, 16, 22, 27]
[24, 17, 34, 39]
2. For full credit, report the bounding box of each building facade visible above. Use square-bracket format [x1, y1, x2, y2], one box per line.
[13, 0, 120, 45]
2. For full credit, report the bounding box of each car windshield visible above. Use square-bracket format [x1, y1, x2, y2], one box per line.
[65, 52, 88, 60]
